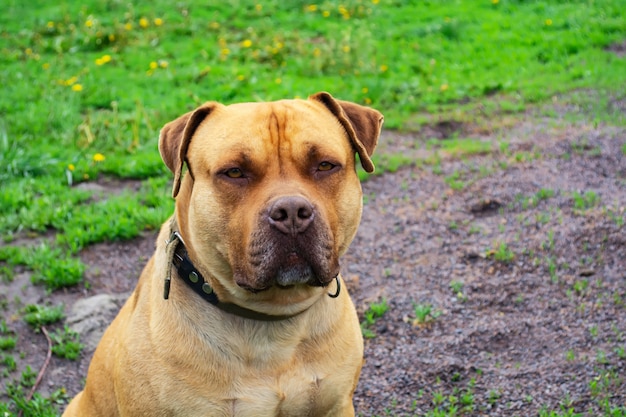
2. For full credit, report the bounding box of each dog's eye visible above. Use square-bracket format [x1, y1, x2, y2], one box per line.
[225, 168, 244, 178]
[318, 162, 335, 171]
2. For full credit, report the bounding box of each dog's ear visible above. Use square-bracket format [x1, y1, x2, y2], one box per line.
[159, 103, 221, 198]
[309, 91, 384, 173]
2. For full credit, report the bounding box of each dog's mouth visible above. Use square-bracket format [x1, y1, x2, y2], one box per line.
[235, 242, 339, 293]
[235, 260, 337, 293]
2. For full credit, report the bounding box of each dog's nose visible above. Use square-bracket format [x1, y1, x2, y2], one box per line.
[268, 196, 314, 235]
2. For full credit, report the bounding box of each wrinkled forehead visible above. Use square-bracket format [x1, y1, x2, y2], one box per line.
[187, 100, 352, 162]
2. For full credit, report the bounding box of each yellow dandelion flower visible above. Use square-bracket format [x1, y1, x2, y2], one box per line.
[440, 84, 449, 92]
[42, 63, 50, 70]
[72, 84, 83, 92]
[154, 17, 163, 26]
[307, 4, 318, 12]
[237, 74, 245, 81]
[492, 0, 499, 4]
[93, 153, 105, 162]
[68, 164, 75, 171]
[255, 4, 262, 11]
[47, 21, 54, 28]
[364, 97, 372, 105]
[275, 78, 282, 84]
[372, 0, 379, 4]
[210, 22, 220, 29]
[124, 22, 133, 30]
[241, 39, 252, 48]
[221, 48, 230, 56]
[149, 61, 158, 70]
[342, 45, 350, 53]
[109, 34, 115, 42]
[275, 42, 284, 49]
[158, 60, 168, 68]
[362, 87, 368, 94]
[139, 17, 149, 28]
[95, 55, 111, 66]
[85, 19, 93, 28]
[25, 48, 32, 55]
[322, 10, 330, 17]
[83, 173, 90, 180]
[313, 48, 321, 57]
[65, 76, 78, 86]
[545, 18, 553, 26]
[379, 64, 388, 73]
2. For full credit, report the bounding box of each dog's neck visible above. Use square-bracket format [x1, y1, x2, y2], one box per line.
[162, 220, 340, 321]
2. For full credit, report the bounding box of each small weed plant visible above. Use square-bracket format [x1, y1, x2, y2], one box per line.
[449, 280, 467, 302]
[488, 242, 515, 263]
[572, 191, 601, 212]
[412, 303, 441, 326]
[360, 298, 389, 339]
[51, 326, 83, 361]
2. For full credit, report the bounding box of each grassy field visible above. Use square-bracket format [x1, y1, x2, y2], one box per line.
[1, 0, 625, 415]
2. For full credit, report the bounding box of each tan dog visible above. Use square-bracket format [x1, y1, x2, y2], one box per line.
[63, 92, 383, 417]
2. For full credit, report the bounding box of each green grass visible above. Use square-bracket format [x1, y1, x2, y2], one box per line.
[572, 190, 601, 212]
[22, 304, 65, 329]
[429, 138, 494, 157]
[0, 321, 17, 351]
[2, 0, 626, 415]
[444, 170, 466, 190]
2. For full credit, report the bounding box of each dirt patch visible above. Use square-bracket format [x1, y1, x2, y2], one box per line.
[606, 40, 626, 57]
[347, 124, 626, 415]
[74, 177, 143, 202]
[1, 112, 625, 416]
[421, 120, 467, 140]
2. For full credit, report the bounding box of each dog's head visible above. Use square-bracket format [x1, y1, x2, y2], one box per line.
[159, 92, 383, 308]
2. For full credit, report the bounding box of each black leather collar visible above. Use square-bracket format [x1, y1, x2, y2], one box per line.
[162, 229, 339, 321]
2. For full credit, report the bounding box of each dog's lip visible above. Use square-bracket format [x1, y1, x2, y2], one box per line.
[276, 284, 295, 290]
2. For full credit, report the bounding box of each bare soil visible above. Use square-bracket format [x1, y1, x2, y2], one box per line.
[2, 107, 625, 416]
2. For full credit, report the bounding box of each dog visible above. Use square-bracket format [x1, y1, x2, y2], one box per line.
[63, 92, 383, 417]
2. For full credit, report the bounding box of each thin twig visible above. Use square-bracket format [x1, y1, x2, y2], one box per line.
[18, 326, 53, 417]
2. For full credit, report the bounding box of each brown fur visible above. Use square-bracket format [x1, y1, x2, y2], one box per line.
[63, 92, 383, 417]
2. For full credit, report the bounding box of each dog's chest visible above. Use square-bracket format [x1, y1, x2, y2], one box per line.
[226, 373, 331, 417]
[167, 333, 342, 416]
